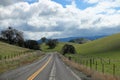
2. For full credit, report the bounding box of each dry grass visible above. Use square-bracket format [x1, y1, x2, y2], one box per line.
[0, 51, 45, 73]
[60, 54, 120, 80]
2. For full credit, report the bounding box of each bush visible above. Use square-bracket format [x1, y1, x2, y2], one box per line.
[41, 37, 47, 43]
[24, 40, 40, 50]
[62, 44, 76, 55]
[46, 39, 58, 49]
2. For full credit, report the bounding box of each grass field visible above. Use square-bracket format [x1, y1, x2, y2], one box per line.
[41, 33, 120, 76]
[0, 51, 44, 73]
[75, 33, 120, 58]
[41, 33, 120, 59]
[41, 42, 65, 52]
[0, 41, 33, 60]
[0, 41, 44, 73]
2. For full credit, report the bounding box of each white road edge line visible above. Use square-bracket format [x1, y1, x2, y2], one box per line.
[67, 66, 81, 80]
[61, 60, 81, 80]
[49, 61, 56, 80]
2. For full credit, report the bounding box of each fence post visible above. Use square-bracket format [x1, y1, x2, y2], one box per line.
[113, 64, 115, 75]
[90, 59, 92, 69]
[81, 59, 83, 64]
[86, 60, 88, 66]
[68, 56, 71, 60]
[109, 59, 111, 64]
[102, 64, 104, 73]
[93, 58, 95, 64]
[95, 61, 98, 70]
[78, 57, 80, 64]
[82, 59, 84, 64]
[100, 58, 103, 64]
[0, 55, 2, 60]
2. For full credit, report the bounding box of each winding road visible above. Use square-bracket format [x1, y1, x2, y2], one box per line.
[0, 53, 91, 80]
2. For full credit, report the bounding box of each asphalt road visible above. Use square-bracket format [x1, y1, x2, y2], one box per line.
[0, 53, 91, 80]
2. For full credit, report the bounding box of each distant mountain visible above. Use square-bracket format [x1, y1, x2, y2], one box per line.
[69, 38, 91, 44]
[58, 35, 107, 42]
[37, 35, 107, 43]
[37, 39, 48, 44]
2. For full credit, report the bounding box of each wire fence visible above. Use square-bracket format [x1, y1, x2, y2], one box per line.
[68, 55, 120, 76]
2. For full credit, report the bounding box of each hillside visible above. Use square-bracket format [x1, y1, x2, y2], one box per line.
[58, 35, 107, 42]
[76, 33, 120, 58]
[0, 41, 30, 58]
[41, 33, 120, 58]
[69, 38, 91, 44]
[0, 41, 45, 73]
[38, 35, 106, 43]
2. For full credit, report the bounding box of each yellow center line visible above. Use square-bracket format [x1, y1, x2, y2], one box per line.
[27, 56, 52, 80]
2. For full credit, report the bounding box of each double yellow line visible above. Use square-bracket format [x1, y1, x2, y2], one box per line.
[27, 56, 52, 80]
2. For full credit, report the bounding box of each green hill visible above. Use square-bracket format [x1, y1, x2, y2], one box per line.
[0, 41, 30, 59]
[41, 33, 120, 76]
[41, 33, 120, 59]
[75, 33, 120, 58]
[0, 41, 44, 73]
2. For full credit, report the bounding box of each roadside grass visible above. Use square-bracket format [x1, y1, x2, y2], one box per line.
[61, 54, 120, 80]
[0, 41, 33, 60]
[0, 41, 45, 73]
[0, 51, 45, 74]
[65, 54, 120, 76]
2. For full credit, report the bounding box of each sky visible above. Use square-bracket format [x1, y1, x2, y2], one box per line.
[0, 0, 120, 40]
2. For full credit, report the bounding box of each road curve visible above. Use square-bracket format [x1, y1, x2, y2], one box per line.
[0, 53, 84, 80]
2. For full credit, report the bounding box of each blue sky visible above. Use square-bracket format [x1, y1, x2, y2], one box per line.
[25, 0, 97, 9]
[24, 0, 38, 4]
[0, 0, 120, 40]
[52, 0, 97, 10]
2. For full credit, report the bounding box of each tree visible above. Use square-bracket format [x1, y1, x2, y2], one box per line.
[1, 27, 14, 44]
[62, 44, 76, 55]
[24, 40, 40, 50]
[46, 39, 58, 49]
[69, 40, 75, 43]
[1, 27, 24, 46]
[41, 37, 46, 43]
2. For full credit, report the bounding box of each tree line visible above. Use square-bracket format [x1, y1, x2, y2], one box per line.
[0, 27, 76, 55]
[40, 37, 76, 55]
[0, 27, 40, 50]
[41, 37, 58, 49]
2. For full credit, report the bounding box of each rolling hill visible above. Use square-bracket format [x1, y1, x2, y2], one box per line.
[41, 33, 120, 58]
[38, 35, 106, 43]
[0, 41, 44, 73]
[0, 41, 30, 58]
[58, 35, 107, 42]
[75, 33, 120, 58]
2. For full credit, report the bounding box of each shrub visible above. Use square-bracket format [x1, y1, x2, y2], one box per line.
[46, 39, 58, 49]
[62, 44, 76, 55]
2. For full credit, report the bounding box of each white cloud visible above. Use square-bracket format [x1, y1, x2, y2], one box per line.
[24, 31, 61, 40]
[84, 0, 119, 4]
[0, 0, 24, 6]
[0, 0, 120, 39]
[84, 0, 100, 3]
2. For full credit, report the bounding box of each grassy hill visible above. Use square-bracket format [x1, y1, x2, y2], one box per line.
[41, 42, 65, 52]
[0, 41, 44, 73]
[41, 33, 120, 59]
[0, 41, 31, 59]
[41, 33, 120, 76]
[75, 33, 120, 58]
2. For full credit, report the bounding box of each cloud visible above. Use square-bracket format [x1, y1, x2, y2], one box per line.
[0, 0, 120, 40]
[84, 0, 96, 3]
[0, 0, 24, 6]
